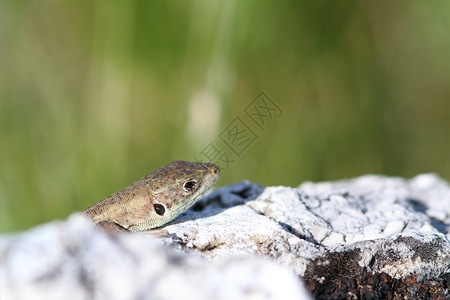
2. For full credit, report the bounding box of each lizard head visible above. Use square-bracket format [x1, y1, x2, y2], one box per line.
[129, 160, 220, 231]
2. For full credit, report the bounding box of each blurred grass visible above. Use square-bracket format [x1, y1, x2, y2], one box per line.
[0, 0, 449, 232]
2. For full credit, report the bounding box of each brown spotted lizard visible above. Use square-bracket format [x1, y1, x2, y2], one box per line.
[82, 161, 220, 234]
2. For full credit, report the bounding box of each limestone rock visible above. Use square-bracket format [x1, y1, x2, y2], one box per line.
[0, 215, 310, 300]
[157, 174, 450, 298]
[1, 174, 449, 299]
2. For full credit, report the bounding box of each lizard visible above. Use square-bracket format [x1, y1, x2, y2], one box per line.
[81, 160, 220, 235]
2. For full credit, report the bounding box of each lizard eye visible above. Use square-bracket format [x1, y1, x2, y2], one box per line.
[183, 180, 197, 192]
[154, 203, 166, 216]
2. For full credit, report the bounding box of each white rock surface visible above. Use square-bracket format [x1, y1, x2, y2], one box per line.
[0, 215, 310, 300]
[1, 173, 449, 299]
[158, 175, 449, 280]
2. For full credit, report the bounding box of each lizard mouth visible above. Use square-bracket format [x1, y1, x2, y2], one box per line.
[202, 163, 221, 189]
[182, 163, 220, 209]
[168, 162, 221, 223]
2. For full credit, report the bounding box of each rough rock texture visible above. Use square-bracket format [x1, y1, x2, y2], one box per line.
[1, 173, 449, 299]
[157, 174, 450, 299]
[0, 216, 309, 300]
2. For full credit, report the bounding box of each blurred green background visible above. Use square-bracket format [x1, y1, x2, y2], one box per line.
[1, 1, 449, 232]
